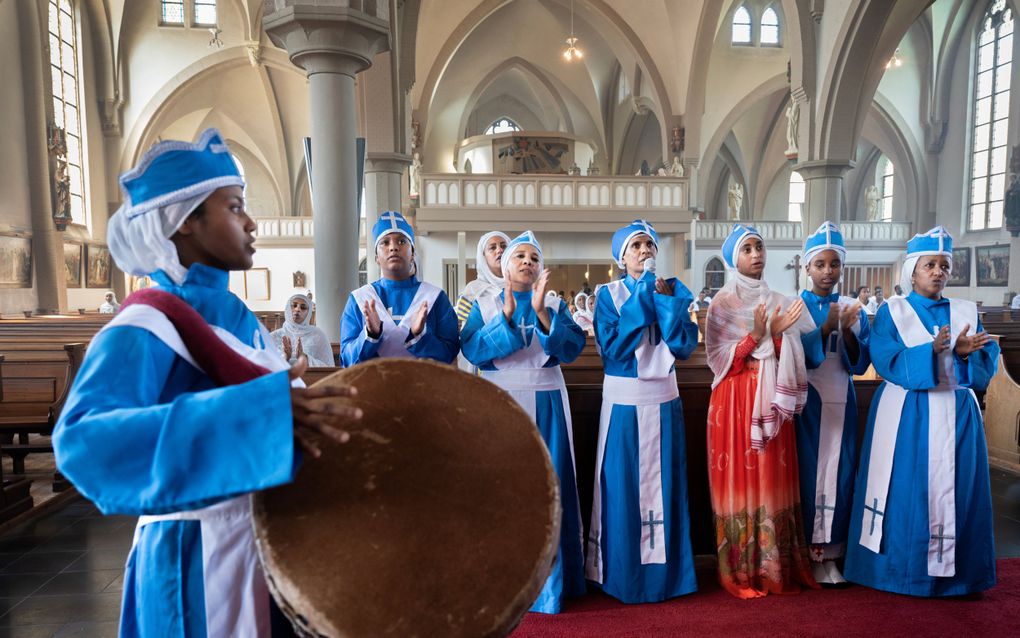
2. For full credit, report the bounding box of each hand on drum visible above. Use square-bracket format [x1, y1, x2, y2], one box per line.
[288, 357, 361, 458]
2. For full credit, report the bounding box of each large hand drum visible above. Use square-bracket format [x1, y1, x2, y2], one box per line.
[252, 358, 560, 637]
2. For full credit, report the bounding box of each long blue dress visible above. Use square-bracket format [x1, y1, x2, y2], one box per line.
[52, 264, 298, 636]
[795, 291, 871, 554]
[460, 290, 587, 614]
[586, 271, 699, 603]
[844, 292, 998, 596]
[340, 276, 460, 366]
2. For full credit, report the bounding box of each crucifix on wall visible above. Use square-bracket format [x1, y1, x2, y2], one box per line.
[786, 254, 801, 293]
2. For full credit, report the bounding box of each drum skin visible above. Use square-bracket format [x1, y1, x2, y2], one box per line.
[252, 358, 561, 637]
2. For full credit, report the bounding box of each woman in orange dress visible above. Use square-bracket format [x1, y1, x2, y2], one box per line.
[705, 223, 817, 598]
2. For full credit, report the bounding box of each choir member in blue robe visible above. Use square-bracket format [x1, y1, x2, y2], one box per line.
[845, 226, 998, 596]
[460, 231, 587, 614]
[585, 220, 700, 603]
[340, 211, 459, 366]
[795, 222, 871, 585]
[52, 129, 359, 637]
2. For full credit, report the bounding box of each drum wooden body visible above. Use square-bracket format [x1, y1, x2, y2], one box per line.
[252, 358, 560, 637]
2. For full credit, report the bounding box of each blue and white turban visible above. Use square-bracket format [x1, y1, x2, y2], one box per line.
[721, 223, 763, 269]
[611, 219, 659, 267]
[372, 211, 415, 251]
[500, 230, 544, 275]
[107, 128, 245, 284]
[901, 225, 953, 291]
[803, 221, 846, 265]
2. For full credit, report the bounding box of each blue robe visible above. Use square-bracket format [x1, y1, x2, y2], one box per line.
[339, 277, 460, 366]
[588, 272, 699, 603]
[844, 292, 998, 596]
[52, 264, 297, 636]
[460, 290, 586, 613]
[795, 291, 871, 550]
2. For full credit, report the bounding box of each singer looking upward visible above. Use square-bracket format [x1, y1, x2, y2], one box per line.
[585, 220, 700, 604]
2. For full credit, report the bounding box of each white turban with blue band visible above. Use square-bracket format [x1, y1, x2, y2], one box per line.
[721, 223, 763, 269]
[501, 230, 543, 275]
[107, 128, 245, 285]
[803, 221, 846, 265]
[901, 225, 953, 292]
[611, 219, 659, 268]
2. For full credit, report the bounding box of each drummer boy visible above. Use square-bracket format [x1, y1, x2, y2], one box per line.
[52, 128, 361, 637]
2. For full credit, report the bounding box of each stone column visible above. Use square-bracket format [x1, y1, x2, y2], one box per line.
[456, 231, 467, 294]
[1008, 235, 1020, 299]
[795, 159, 854, 231]
[363, 152, 410, 282]
[264, 2, 390, 341]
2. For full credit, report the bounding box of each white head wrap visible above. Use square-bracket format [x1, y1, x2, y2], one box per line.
[475, 231, 509, 288]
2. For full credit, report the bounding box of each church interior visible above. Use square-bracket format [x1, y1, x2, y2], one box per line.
[2, 0, 1020, 635]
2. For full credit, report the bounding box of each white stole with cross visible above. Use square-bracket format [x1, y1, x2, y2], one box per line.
[859, 295, 976, 577]
[806, 296, 862, 544]
[351, 281, 441, 359]
[587, 279, 679, 582]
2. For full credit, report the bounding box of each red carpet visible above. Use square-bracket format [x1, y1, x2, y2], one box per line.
[510, 559, 1020, 637]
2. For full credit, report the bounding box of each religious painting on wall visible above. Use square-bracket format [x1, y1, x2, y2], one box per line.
[495, 136, 570, 174]
[947, 247, 970, 287]
[0, 233, 32, 288]
[976, 245, 1009, 287]
[64, 242, 82, 287]
[86, 244, 112, 288]
[245, 268, 271, 300]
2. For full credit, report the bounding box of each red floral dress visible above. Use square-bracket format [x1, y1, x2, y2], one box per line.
[707, 334, 817, 598]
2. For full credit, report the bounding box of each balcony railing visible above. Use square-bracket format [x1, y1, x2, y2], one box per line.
[254, 216, 365, 244]
[420, 174, 688, 211]
[694, 220, 912, 245]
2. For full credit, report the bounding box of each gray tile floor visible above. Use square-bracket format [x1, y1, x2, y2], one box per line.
[0, 469, 1018, 637]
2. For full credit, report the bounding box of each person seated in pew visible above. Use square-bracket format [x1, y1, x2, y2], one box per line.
[460, 230, 587, 614]
[795, 222, 870, 585]
[845, 226, 999, 597]
[52, 128, 361, 637]
[271, 293, 335, 368]
[340, 211, 459, 367]
[454, 231, 509, 373]
[571, 291, 593, 333]
[98, 291, 120, 314]
[585, 220, 700, 604]
[705, 223, 817, 598]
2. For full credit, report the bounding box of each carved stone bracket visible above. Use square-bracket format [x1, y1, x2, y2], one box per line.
[47, 124, 72, 231]
[246, 40, 263, 67]
[100, 97, 124, 138]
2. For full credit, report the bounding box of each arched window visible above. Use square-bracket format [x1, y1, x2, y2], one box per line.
[193, 0, 217, 26]
[484, 118, 521, 135]
[761, 6, 781, 46]
[705, 257, 726, 295]
[617, 70, 631, 106]
[160, 0, 185, 25]
[969, 0, 1013, 230]
[732, 5, 752, 45]
[358, 258, 368, 287]
[879, 157, 895, 222]
[788, 170, 805, 222]
[48, 0, 88, 226]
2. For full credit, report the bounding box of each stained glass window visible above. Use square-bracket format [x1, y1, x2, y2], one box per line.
[48, 0, 87, 225]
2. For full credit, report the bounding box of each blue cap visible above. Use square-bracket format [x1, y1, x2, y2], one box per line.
[906, 225, 952, 257]
[721, 223, 763, 269]
[118, 128, 244, 217]
[612, 220, 659, 267]
[803, 221, 846, 263]
[372, 211, 414, 250]
[501, 230, 543, 274]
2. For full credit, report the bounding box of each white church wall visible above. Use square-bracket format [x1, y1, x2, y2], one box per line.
[225, 247, 318, 314]
[0, 1, 38, 314]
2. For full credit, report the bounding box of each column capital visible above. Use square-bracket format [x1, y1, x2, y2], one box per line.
[794, 159, 855, 180]
[365, 152, 412, 174]
[263, 3, 390, 77]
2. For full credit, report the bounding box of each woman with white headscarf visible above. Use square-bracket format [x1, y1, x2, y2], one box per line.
[271, 293, 335, 367]
[571, 292, 593, 332]
[705, 223, 816, 599]
[98, 291, 120, 314]
[844, 226, 998, 597]
[454, 232, 509, 372]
